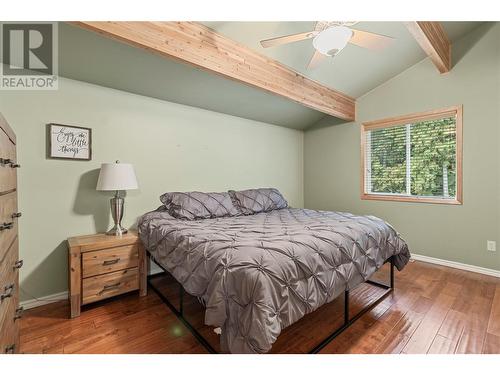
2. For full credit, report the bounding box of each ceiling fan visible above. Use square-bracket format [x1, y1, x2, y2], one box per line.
[260, 21, 395, 69]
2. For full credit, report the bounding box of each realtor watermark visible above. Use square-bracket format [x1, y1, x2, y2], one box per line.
[0, 22, 58, 90]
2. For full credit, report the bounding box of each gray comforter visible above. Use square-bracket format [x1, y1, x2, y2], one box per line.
[138, 207, 410, 353]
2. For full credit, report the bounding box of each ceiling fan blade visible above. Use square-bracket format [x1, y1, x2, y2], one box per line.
[260, 31, 315, 48]
[349, 29, 395, 50]
[314, 21, 331, 32]
[307, 50, 326, 70]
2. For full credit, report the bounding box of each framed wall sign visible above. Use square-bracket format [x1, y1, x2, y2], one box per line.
[48, 123, 92, 160]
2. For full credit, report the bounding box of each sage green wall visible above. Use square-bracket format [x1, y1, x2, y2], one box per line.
[304, 23, 500, 270]
[0, 77, 304, 301]
[0, 22, 497, 302]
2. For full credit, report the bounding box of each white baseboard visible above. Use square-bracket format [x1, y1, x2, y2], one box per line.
[411, 253, 500, 278]
[20, 291, 69, 310]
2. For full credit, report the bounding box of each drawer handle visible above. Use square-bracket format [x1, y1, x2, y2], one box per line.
[0, 158, 20, 168]
[0, 222, 14, 231]
[14, 259, 24, 269]
[101, 282, 121, 294]
[11, 212, 22, 219]
[4, 344, 15, 354]
[14, 306, 24, 320]
[1, 283, 14, 301]
[102, 258, 120, 266]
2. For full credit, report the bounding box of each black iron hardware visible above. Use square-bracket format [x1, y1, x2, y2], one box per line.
[4, 344, 15, 354]
[14, 306, 24, 320]
[0, 158, 20, 168]
[0, 222, 14, 231]
[148, 252, 396, 354]
[0, 283, 14, 301]
[14, 260, 23, 269]
[11, 212, 22, 219]
[102, 258, 120, 266]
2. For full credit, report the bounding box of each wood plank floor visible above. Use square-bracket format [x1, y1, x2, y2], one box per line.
[19, 260, 500, 354]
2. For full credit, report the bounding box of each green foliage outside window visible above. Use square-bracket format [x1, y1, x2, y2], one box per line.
[370, 126, 407, 194]
[368, 117, 456, 198]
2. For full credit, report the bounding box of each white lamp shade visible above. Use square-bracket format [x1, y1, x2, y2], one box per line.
[96, 162, 138, 191]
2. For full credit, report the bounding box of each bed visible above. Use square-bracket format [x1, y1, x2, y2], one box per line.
[138, 191, 410, 354]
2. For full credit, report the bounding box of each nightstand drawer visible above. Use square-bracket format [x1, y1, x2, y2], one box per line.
[82, 244, 139, 277]
[82, 267, 139, 305]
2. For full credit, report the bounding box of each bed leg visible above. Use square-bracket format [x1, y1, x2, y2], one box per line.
[344, 290, 349, 325]
[179, 284, 184, 316]
[390, 257, 395, 290]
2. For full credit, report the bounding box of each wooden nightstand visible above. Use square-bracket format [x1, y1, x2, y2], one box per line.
[67, 231, 147, 318]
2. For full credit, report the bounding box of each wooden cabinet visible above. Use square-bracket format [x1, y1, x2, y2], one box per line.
[0, 114, 22, 354]
[67, 232, 147, 318]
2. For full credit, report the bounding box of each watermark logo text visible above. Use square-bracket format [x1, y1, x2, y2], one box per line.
[1, 22, 58, 90]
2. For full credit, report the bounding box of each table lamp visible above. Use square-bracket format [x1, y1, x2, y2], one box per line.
[96, 160, 138, 236]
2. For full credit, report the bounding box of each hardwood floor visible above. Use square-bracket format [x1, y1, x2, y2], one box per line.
[19, 260, 500, 354]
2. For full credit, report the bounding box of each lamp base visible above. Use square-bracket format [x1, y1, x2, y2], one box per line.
[106, 193, 127, 236]
[106, 224, 128, 236]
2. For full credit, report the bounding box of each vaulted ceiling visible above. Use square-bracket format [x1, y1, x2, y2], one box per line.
[58, 22, 483, 130]
[203, 22, 482, 98]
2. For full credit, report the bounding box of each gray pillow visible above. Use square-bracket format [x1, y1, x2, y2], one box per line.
[228, 188, 288, 215]
[160, 191, 239, 220]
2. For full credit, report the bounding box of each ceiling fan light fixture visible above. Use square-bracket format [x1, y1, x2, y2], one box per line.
[312, 26, 353, 56]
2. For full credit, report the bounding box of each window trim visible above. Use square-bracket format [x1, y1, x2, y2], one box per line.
[360, 106, 463, 205]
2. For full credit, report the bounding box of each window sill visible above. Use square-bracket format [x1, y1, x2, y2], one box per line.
[361, 193, 462, 205]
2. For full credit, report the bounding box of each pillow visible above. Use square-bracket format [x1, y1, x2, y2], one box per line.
[228, 188, 288, 215]
[160, 191, 239, 220]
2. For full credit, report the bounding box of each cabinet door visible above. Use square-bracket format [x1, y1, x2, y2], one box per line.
[0, 239, 20, 354]
[0, 127, 17, 193]
[0, 192, 18, 262]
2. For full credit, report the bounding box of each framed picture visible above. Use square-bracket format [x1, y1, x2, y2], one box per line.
[48, 123, 92, 160]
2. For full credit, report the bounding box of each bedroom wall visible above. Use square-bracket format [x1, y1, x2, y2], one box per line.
[304, 22, 500, 271]
[0, 77, 304, 301]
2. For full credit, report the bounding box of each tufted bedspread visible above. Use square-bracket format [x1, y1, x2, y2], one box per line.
[138, 207, 410, 353]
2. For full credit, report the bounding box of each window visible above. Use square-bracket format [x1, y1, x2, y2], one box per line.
[361, 106, 462, 204]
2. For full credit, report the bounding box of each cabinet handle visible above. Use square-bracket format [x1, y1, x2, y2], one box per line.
[0, 222, 14, 231]
[0, 283, 14, 301]
[11, 212, 22, 219]
[102, 258, 120, 266]
[101, 282, 120, 294]
[4, 344, 15, 354]
[14, 306, 24, 320]
[14, 259, 23, 269]
[0, 158, 20, 168]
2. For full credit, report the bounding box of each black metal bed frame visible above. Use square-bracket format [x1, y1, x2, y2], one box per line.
[147, 252, 395, 354]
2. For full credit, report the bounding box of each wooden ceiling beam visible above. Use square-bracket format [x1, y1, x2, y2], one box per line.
[73, 22, 356, 121]
[405, 22, 451, 74]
